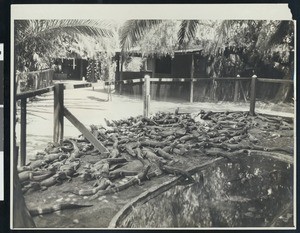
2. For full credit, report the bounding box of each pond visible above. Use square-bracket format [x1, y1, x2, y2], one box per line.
[117, 154, 293, 228]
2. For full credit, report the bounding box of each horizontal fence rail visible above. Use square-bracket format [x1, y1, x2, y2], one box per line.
[17, 69, 54, 94]
[16, 82, 106, 166]
[16, 86, 55, 101]
[257, 78, 294, 84]
[116, 76, 293, 83]
[16, 75, 294, 166]
[118, 74, 294, 116]
[117, 75, 293, 104]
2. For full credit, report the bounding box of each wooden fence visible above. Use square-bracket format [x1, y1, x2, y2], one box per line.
[118, 75, 294, 117]
[16, 83, 109, 166]
[17, 69, 54, 93]
[118, 75, 294, 104]
[16, 75, 293, 165]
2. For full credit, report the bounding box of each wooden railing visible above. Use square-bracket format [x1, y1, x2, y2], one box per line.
[16, 83, 108, 166]
[16, 76, 293, 165]
[16, 86, 55, 166]
[17, 69, 54, 93]
[117, 75, 294, 116]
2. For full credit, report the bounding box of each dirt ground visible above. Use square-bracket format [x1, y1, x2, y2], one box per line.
[17, 83, 294, 228]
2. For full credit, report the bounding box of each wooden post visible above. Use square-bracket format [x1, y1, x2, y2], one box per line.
[190, 54, 194, 103]
[119, 55, 123, 95]
[91, 60, 95, 82]
[249, 75, 257, 116]
[152, 57, 156, 78]
[53, 83, 64, 144]
[212, 78, 217, 102]
[143, 75, 150, 117]
[115, 55, 120, 92]
[234, 74, 240, 102]
[13, 146, 36, 228]
[20, 98, 27, 166]
[63, 107, 109, 154]
[34, 73, 40, 90]
[80, 59, 84, 80]
[72, 58, 76, 70]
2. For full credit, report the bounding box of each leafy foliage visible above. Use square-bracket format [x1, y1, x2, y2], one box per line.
[123, 57, 143, 72]
[86, 51, 117, 82]
[119, 19, 293, 78]
[120, 20, 163, 52]
[15, 20, 116, 72]
[15, 20, 114, 46]
[185, 20, 294, 78]
[119, 19, 294, 101]
[134, 20, 179, 58]
[178, 20, 200, 46]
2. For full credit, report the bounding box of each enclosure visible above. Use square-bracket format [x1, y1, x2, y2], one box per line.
[15, 83, 294, 228]
[12, 14, 295, 230]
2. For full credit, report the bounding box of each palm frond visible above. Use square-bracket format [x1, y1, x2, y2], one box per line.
[120, 20, 163, 52]
[255, 20, 293, 53]
[268, 21, 293, 46]
[208, 20, 232, 56]
[178, 20, 199, 45]
[15, 20, 114, 45]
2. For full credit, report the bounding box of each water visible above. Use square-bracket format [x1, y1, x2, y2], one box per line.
[119, 154, 293, 228]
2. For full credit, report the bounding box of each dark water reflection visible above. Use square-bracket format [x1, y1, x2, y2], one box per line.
[120, 154, 293, 228]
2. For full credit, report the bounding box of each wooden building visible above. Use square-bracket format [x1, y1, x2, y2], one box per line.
[114, 49, 211, 101]
[53, 58, 88, 81]
[115, 49, 208, 81]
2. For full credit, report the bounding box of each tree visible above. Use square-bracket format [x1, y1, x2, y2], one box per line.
[119, 19, 294, 102]
[120, 19, 293, 73]
[256, 21, 294, 102]
[120, 20, 163, 53]
[13, 19, 116, 228]
[15, 20, 115, 71]
[119, 19, 213, 53]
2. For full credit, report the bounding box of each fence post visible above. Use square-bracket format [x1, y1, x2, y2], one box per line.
[212, 78, 217, 102]
[249, 75, 257, 116]
[119, 55, 123, 95]
[35, 74, 39, 90]
[190, 80, 194, 103]
[152, 57, 156, 79]
[53, 83, 64, 144]
[143, 75, 150, 117]
[234, 74, 240, 102]
[20, 98, 27, 166]
[190, 54, 194, 103]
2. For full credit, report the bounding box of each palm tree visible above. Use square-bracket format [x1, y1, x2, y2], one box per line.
[15, 20, 114, 45]
[15, 19, 115, 71]
[119, 19, 217, 52]
[120, 19, 293, 54]
[120, 20, 163, 52]
[13, 19, 115, 228]
[120, 19, 294, 102]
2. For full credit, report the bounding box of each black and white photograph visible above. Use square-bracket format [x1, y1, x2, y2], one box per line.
[10, 4, 295, 229]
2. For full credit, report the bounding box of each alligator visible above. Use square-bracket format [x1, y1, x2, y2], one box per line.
[29, 203, 93, 217]
[89, 165, 150, 200]
[19, 170, 55, 183]
[158, 162, 195, 182]
[64, 177, 112, 196]
[65, 139, 83, 161]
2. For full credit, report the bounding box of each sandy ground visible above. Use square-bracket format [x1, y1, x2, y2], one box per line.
[15, 82, 294, 161]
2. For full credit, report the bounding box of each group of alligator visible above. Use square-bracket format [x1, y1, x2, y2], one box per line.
[18, 109, 294, 216]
